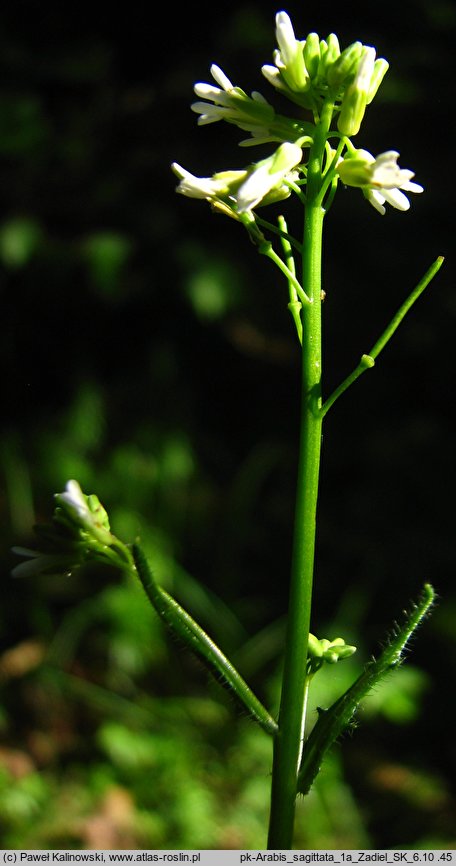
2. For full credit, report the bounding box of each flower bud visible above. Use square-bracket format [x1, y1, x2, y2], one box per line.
[334, 644, 357, 659]
[336, 149, 374, 186]
[317, 38, 328, 79]
[324, 33, 341, 67]
[367, 58, 389, 104]
[327, 41, 363, 88]
[322, 638, 357, 663]
[307, 633, 357, 672]
[275, 11, 309, 92]
[303, 32, 320, 80]
[337, 46, 376, 135]
[268, 141, 302, 174]
[54, 480, 113, 546]
[12, 481, 131, 580]
[307, 633, 324, 658]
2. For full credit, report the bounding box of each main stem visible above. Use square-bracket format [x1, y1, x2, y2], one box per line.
[267, 119, 327, 847]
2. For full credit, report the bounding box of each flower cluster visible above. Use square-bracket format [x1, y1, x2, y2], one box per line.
[262, 11, 388, 136]
[173, 10, 422, 219]
[12, 480, 130, 578]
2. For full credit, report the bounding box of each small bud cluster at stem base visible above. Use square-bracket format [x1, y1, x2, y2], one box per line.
[307, 633, 357, 675]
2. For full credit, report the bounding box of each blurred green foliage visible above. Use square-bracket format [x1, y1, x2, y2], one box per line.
[1, 0, 455, 850]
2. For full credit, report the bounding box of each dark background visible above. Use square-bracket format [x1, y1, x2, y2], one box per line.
[0, 0, 455, 849]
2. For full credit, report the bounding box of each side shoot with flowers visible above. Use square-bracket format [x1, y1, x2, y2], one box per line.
[13, 10, 443, 849]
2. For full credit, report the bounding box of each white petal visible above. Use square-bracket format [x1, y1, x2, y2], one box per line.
[381, 187, 410, 211]
[275, 11, 297, 65]
[262, 64, 281, 82]
[180, 178, 219, 198]
[191, 101, 224, 116]
[172, 164, 208, 197]
[193, 85, 232, 108]
[197, 114, 222, 126]
[236, 165, 271, 212]
[198, 114, 221, 126]
[236, 145, 301, 212]
[171, 162, 190, 180]
[365, 189, 386, 215]
[59, 480, 87, 514]
[397, 169, 415, 184]
[401, 180, 424, 194]
[368, 151, 419, 190]
[354, 46, 376, 93]
[193, 83, 223, 100]
[210, 64, 233, 91]
[374, 150, 399, 164]
[370, 162, 404, 189]
[191, 103, 227, 124]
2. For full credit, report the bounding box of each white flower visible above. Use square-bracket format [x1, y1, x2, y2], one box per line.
[171, 162, 243, 201]
[55, 479, 91, 526]
[275, 11, 299, 67]
[337, 150, 424, 215]
[191, 63, 275, 133]
[172, 143, 302, 217]
[172, 163, 249, 220]
[190, 59, 312, 147]
[261, 11, 310, 96]
[274, 11, 309, 90]
[11, 480, 133, 584]
[54, 480, 113, 544]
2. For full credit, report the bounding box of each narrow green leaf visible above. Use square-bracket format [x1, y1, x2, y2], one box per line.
[132, 544, 278, 736]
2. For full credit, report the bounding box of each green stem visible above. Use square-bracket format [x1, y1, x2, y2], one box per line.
[368, 256, 444, 357]
[255, 214, 303, 255]
[278, 215, 304, 343]
[260, 241, 310, 305]
[267, 102, 332, 849]
[321, 256, 444, 417]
